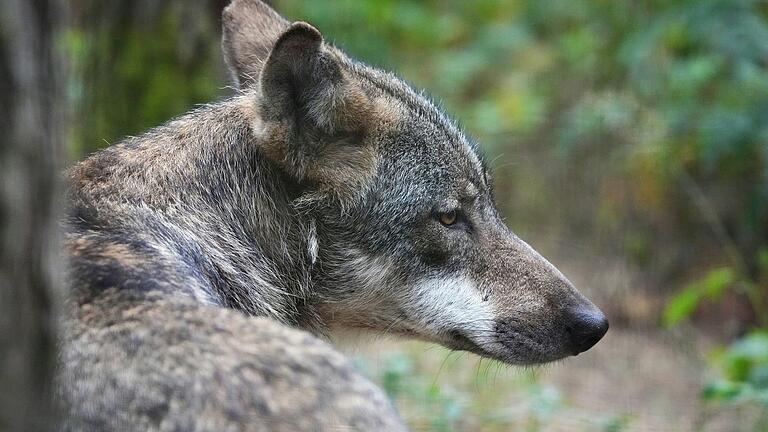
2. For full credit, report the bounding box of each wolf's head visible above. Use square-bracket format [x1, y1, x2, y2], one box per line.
[223, 0, 607, 365]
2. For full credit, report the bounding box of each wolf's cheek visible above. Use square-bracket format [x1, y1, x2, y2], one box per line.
[401, 276, 495, 344]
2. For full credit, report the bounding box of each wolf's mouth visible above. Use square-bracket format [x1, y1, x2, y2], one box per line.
[443, 327, 574, 365]
[444, 329, 494, 357]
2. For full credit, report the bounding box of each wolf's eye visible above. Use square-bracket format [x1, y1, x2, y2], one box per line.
[438, 210, 458, 226]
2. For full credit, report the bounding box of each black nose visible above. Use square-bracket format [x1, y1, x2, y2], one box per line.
[566, 307, 609, 355]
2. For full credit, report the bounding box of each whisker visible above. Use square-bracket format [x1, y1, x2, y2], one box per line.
[431, 351, 457, 389]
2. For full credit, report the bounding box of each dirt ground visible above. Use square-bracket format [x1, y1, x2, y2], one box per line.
[541, 328, 739, 432]
[345, 326, 763, 432]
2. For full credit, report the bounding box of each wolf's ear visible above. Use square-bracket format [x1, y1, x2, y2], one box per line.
[222, 0, 290, 88]
[259, 22, 351, 133]
[258, 23, 386, 198]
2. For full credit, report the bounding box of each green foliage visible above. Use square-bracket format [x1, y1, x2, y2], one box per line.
[663, 267, 735, 327]
[373, 353, 465, 432]
[521, 377, 564, 432]
[705, 331, 768, 405]
[601, 415, 633, 432]
[354, 350, 591, 431]
[64, 3, 223, 157]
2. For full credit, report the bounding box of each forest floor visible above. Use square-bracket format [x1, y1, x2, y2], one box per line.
[346, 326, 762, 431]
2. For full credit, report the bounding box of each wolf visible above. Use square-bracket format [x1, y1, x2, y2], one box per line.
[58, 0, 608, 430]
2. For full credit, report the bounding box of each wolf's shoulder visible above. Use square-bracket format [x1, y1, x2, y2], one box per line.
[59, 290, 405, 432]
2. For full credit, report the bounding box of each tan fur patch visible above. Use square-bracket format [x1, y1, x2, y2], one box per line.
[65, 236, 92, 257]
[307, 142, 379, 201]
[253, 67, 402, 198]
[259, 122, 291, 166]
[335, 68, 404, 133]
[99, 243, 147, 268]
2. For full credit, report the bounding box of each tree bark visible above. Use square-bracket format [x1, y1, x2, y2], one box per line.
[0, 1, 65, 430]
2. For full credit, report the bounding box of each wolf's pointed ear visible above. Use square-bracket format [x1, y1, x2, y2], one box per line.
[259, 22, 349, 132]
[256, 23, 387, 199]
[222, 0, 290, 88]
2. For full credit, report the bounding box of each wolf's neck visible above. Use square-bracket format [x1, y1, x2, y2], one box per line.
[176, 97, 321, 326]
[70, 95, 321, 329]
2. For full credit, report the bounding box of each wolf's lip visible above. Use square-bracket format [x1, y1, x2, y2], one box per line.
[444, 329, 492, 357]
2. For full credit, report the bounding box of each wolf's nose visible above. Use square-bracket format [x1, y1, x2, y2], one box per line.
[566, 307, 608, 355]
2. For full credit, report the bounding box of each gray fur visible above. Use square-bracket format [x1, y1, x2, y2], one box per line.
[59, 0, 607, 430]
[59, 290, 402, 432]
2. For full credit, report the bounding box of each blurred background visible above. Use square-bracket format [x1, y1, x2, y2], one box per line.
[63, 0, 768, 430]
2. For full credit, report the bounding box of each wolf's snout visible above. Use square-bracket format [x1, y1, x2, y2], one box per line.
[565, 306, 609, 355]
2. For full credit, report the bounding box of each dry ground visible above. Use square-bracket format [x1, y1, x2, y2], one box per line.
[343, 326, 763, 431]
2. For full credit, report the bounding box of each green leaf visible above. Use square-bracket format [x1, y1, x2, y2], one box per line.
[664, 267, 735, 327]
[663, 288, 702, 327]
[703, 380, 745, 402]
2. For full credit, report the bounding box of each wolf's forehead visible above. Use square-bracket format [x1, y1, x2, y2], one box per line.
[350, 63, 487, 186]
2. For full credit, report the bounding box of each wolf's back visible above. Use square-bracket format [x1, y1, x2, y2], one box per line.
[58, 288, 405, 431]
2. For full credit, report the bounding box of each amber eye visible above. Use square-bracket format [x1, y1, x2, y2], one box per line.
[438, 210, 458, 226]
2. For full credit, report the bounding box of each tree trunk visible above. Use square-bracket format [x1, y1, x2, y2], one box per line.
[0, 1, 65, 430]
